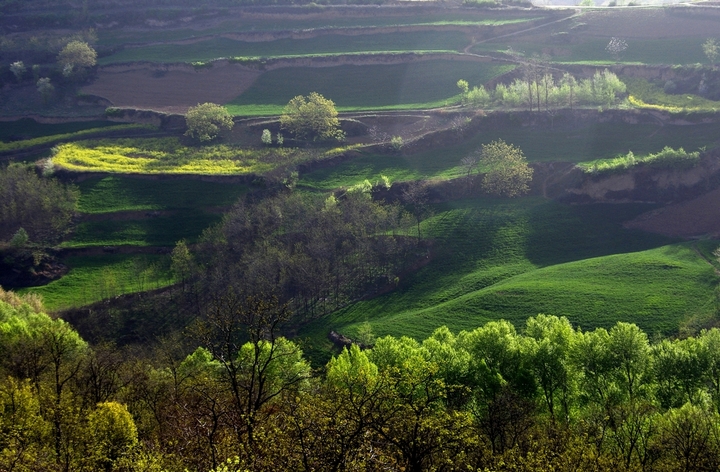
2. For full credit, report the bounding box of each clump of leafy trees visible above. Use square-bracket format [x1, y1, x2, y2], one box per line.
[280, 92, 344, 142]
[5, 286, 720, 471]
[191, 187, 418, 319]
[185, 103, 235, 142]
[0, 164, 78, 244]
[458, 69, 626, 111]
[463, 140, 534, 197]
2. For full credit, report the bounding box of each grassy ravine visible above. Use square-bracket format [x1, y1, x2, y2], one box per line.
[19, 254, 174, 312]
[299, 198, 714, 360]
[226, 61, 515, 116]
[99, 31, 470, 65]
[301, 121, 720, 189]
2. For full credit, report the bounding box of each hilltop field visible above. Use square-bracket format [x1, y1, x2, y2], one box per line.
[2, 3, 720, 360]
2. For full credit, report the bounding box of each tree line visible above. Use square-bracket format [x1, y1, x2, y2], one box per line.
[4, 287, 720, 471]
[458, 69, 627, 111]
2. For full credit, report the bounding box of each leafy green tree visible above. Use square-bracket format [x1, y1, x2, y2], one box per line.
[476, 140, 533, 197]
[523, 315, 577, 422]
[57, 41, 96, 79]
[185, 103, 234, 142]
[261, 129, 272, 146]
[0, 165, 78, 244]
[10, 61, 25, 83]
[84, 402, 138, 471]
[702, 38, 719, 66]
[36, 78, 54, 104]
[280, 92, 344, 141]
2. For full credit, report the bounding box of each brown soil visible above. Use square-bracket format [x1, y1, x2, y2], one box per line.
[624, 186, 720, 238]
[81, 61, 262, 114]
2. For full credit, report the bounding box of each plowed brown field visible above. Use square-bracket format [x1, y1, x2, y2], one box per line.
[82, 61, 261, 114]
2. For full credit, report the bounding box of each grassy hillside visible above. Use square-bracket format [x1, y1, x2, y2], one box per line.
[19, 254, 174, 311]
[298, 197, 716, 361]
[226, 61, 515, 115]
[301, 121, 720, 188]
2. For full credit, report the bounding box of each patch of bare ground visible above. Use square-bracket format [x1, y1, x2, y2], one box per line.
[81, 61, 261, 114]
[625, 186, 720, 238]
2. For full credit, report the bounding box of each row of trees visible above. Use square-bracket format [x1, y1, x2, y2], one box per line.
[458, 69, 627, 111]
[5, 287, 720, 471]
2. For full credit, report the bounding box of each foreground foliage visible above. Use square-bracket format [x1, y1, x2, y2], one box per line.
[5, 286, 720, 471]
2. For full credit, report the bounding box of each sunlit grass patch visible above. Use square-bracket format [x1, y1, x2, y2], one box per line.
[0, 124, 155, 153]
[577, 146, 701, 174]
[51, 137, 327, 175]
[625, 78, 720, 113]
[18, 254, 174, 311]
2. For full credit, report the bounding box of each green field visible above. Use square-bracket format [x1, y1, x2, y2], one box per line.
[98, 13, 542, 47]
[76, 176, 248, 214]
[299, 197, 715, 361]
[99, 31, 470, 64]
[19, 254, 174, 311]
[64, 211, 220, 248]
[471, 37, 709, 66]
[0, 119, 120, 142]
[301, 121, 720, 189]
[226, 60, 515, 115]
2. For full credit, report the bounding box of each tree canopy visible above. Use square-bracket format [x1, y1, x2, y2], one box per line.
[0, 164, 78, 243]
[280, 92, 344, 141]
[185, 103, 234, 142]
[476, 140, 533, 197]
[57, 40, 96, 76]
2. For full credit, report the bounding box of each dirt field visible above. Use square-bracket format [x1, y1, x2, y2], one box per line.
[625, 186, 720, 238]
[81, 62, 261, 114]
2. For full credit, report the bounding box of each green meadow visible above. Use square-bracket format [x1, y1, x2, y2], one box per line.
[299, 197, 715, 361]
[19, 254, 174, 312]
[226, 60, 515, 115]
[301, 121, 720, 189]
[99, 31, 469, 64]
[76, 176, 247, 214]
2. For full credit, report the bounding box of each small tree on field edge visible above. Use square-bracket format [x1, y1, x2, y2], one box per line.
[185, 103, 234, 142]
[476, 140, 533, 197]
[280, 92, 344, 142]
